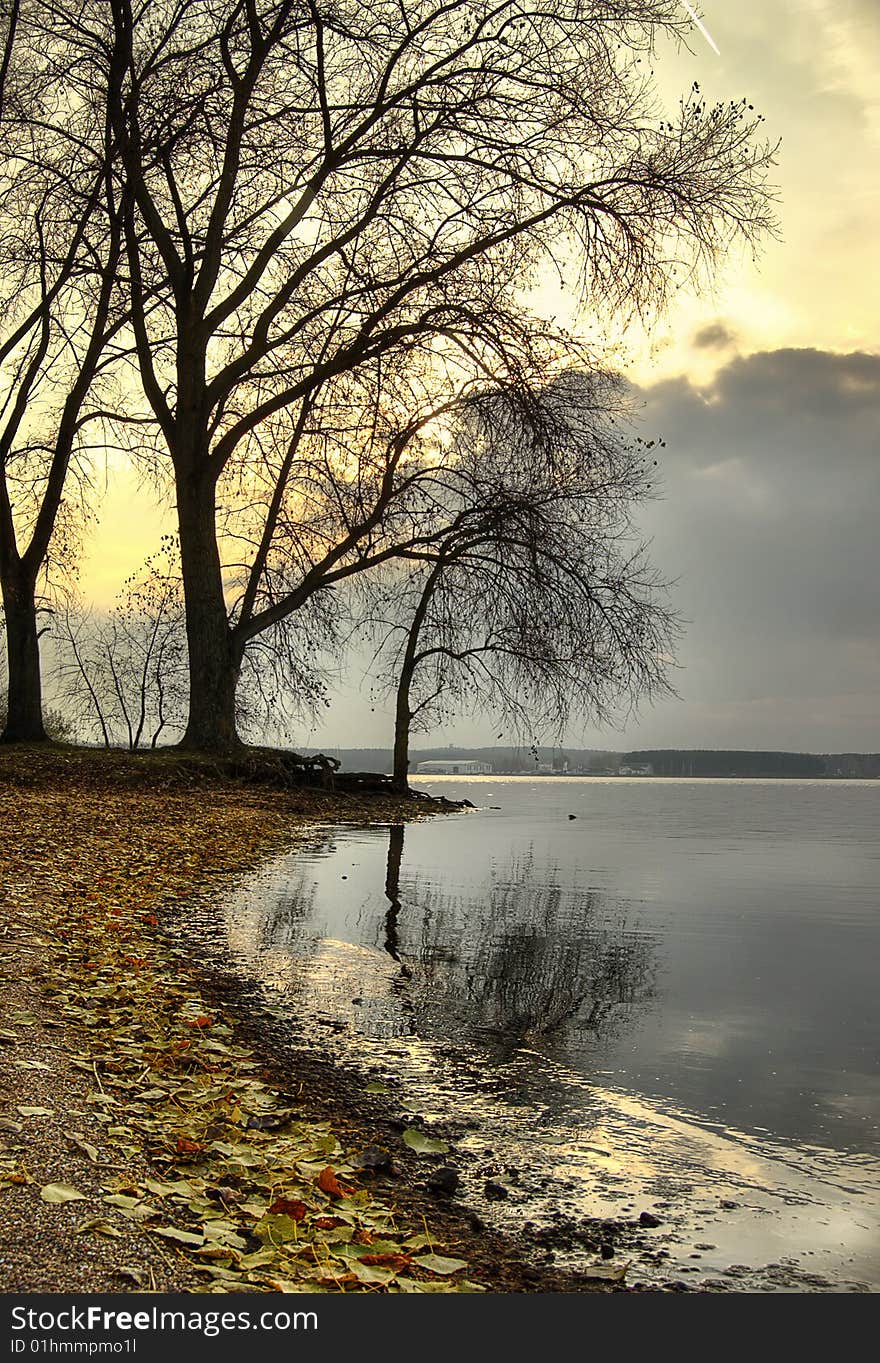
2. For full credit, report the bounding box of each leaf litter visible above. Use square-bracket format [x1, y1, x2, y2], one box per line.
[0, 765, 480, 1294]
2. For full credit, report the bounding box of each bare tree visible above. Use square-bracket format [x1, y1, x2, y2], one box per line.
[0, 0, 124, 742]
[54, 541, 188, 749]
[67, 0, 777, 750]
[2, 578, 69, 740]
[359, 373, 676, 791]
[0, 601, 6, 718]
[52, 537, 333, 749]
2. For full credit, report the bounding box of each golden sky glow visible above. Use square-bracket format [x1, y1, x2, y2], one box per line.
[640, 0, 880, 375]
[79, 0, 879, 611]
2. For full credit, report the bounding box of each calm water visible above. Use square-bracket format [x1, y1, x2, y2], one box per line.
[222, 779, 880, 1290]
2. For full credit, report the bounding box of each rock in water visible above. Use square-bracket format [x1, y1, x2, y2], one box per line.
[353, 1145, 393, 1172]
[484, 1180, 509, 1201]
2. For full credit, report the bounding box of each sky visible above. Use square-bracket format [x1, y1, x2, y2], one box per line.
[79, 0, 880, 753]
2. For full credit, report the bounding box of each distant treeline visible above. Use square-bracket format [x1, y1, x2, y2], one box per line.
[325, 746, 880, 779]
[624, 750, 880, 778]
[623, 750, 825, 777]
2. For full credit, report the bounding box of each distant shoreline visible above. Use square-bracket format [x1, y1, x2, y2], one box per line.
[412, 771, 880, 780]
[326, 746, 880, 782]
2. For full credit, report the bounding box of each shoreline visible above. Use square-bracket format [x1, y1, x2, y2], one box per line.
[8, 748, 859, 1292]
[0, 747, 631, 1294]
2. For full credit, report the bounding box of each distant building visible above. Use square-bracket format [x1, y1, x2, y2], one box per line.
[619, 762, 653, 776]
[416, 759, 492, 775]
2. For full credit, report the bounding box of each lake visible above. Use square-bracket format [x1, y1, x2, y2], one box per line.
[222, 778, 880, 1291]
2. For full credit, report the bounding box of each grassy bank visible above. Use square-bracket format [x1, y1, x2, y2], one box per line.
[0, 747, 611, 1294]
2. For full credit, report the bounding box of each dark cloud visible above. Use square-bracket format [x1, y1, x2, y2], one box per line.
[691, 321, 738, 351]
[621, 348, 880, 749]
[307, 348, 880, 752]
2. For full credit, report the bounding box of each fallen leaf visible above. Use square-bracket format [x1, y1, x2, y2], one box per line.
[153, 1226, 205, 1247]
[349, 1259, 396, 1284]
[413, 1253, 469, 1275]
[268, 1197, 307, 1221]
[254, 1213, 301, 1246]
[116, 1267, 146, 1286]
[402, 1128, 449, 1155]
[360, 1252, 412, 1270]
[317, 1166, 356, 1199]
[69, 1134, 101, 1164]
[76, 1218, 123, 1239]
[175, 1137, 204, 1155]
[40, 1183, 87, 1204]
[581, 1260, 630, 1281]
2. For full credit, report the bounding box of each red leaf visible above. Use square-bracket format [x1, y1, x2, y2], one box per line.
[142, 914, 158, 927]
[268, 1197, 307, 1221]
[313, 1216, 345, 1230]
[175, 1137, 204, 1155]
[317, 1166, 356, 1199]
[187, 1015, 213, 1029]
[360, 1253, 412, 1270]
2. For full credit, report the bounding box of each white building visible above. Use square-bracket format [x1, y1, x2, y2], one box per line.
[415, 759, 492, 775]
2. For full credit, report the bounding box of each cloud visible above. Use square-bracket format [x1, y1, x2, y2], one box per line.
[691, 321, 738, 351]
[619, 347, 880, 748]
[304, 347, 880, 753]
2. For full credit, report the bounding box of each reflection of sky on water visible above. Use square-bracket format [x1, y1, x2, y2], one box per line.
[223, 778, 880, 1289]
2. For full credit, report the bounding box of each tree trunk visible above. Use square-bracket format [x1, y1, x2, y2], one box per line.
[1, 571, 47, 743]
[391, 664, 413, 793]
[391, 563, 445, 793]
[175, 466, 241, 751]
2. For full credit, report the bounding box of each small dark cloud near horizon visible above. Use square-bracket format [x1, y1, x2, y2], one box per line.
[691, 321, 739, 351]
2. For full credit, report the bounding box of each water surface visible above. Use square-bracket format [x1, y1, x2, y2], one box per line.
[223, 778, 880, 1290]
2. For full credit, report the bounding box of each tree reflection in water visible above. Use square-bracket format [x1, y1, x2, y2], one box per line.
[382, 824, 656, 1059]
[253, 862, 319, 949]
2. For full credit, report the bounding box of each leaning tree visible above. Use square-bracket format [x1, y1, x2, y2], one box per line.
[357, 371, 677, 790]
[59, 0, 778, 750]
